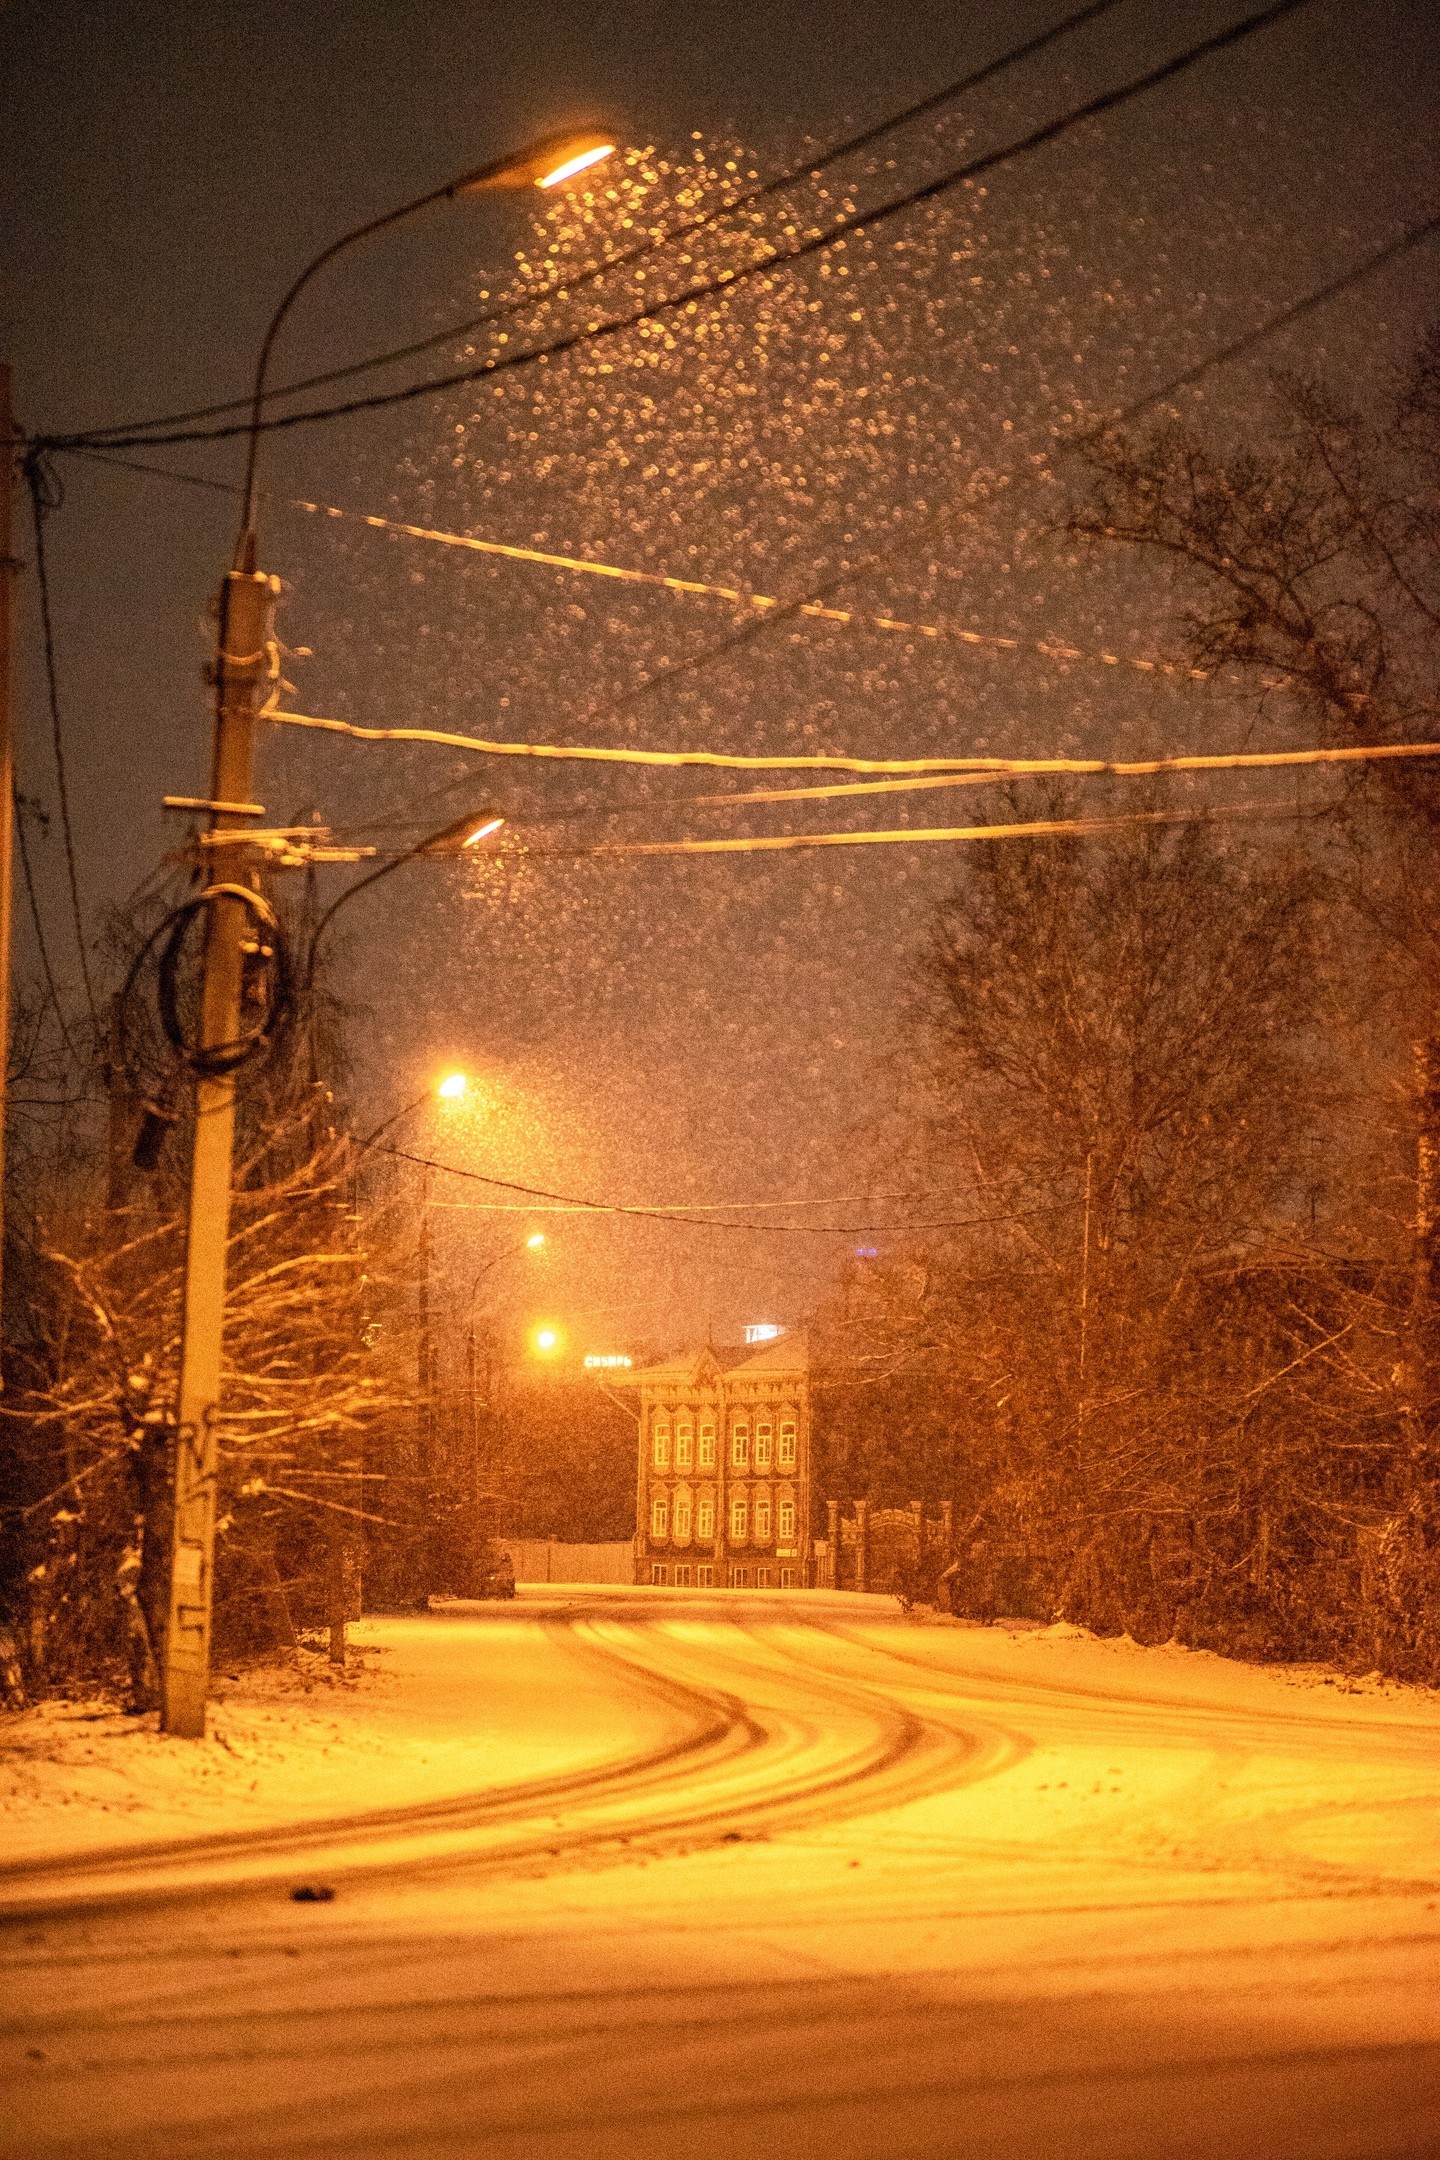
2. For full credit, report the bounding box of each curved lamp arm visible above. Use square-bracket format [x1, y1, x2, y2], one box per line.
[304, 807, 503, 993]
[235, 127, 615, 560]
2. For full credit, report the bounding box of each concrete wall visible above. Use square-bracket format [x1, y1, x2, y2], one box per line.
[501, 1539, 634, 1585]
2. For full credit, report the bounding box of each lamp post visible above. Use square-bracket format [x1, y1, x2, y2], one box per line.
[159, 132, 615, 1737]
[466, 1231, 546, 1473]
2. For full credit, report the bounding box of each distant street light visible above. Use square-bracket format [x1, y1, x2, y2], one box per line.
[465, 1231, 551, 1551]
[160, 123, 616, 1737]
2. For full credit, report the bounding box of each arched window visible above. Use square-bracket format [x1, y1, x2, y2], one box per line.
[652, 1422, 671, 1470]
[675, 1420, 694, 1471]
[754, 1493, 773, 1542]
[730, 1495, 748, 1542]
[778, 1498, 796, 1541]
[730, 1420, 749, 1469]
[651, 1492, 669, 1539]
[754, 1420, 773, 1470]
[698, 1420, 717, 1468]
[673, 1491, 693, 1542]
[778, 1419, 797, 1469]
[697, 1496, 715, 1541]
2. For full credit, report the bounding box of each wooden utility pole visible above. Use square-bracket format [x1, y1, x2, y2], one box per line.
[159, 562, 274, 1737]
[0, 368, 17, 1368]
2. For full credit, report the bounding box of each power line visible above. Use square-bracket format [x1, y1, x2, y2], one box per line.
[60, 203, 1438, 765]
[1102, 209, 1440, 428]
[537, 800, 1299, 860]
[23, 456, 99, 1036]
[39, 0, 1315, 455]
[11, 790, 79, 1061]
[265, 704, 1440, 783]
[53, 0, 1128, 449]
[384, 1144, 1058, 1236]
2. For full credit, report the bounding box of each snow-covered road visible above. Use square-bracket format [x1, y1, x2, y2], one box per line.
[3, 1589, 1439, 2158]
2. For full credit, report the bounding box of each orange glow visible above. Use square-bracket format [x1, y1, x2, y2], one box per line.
[537, 142, 614, 189]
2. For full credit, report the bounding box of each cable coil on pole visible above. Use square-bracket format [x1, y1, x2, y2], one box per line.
[156, 883, 291, 1076]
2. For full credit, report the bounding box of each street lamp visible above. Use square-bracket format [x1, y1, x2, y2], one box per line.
[303, 806, 505, 993]
[160, 128, 614, 1736]
[464, 1230, 548, 1583]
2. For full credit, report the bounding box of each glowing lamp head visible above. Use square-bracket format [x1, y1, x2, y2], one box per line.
[525, 1232, 546, 1249]
[537, 140, 614, 188]
[532, 1324, 562, 1356]
[461, 815, 504, 847]
[419, 808, 505, 856]
[436, 1072, 468, 1101]
[456, 131, 616, 196]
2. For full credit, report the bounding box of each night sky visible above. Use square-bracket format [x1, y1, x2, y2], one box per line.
[4, 0, 1437, 1350]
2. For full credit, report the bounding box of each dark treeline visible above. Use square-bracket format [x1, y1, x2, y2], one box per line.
[815, 326, 1440, 1680]
[0, 892, 433, 1703]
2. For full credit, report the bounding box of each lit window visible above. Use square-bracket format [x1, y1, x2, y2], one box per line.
[698, 1421, 716, 1467]
[697, 1497, 715, 1540]
[651, 1563, 668, 1585]
[653, 1423, 671, 1470]
[674, 1563, 693, 1587]
[673, 1493, 692, 1542]
[696, 1564, 714, 1587]
[731, 1566, 749, 1587]
[675, 1421, 694, 1470]
[779, 1567, 796, 1588]
[779, 1498, 796, 1540]
[731, 1496, 748, 1542]
[754, 1495, 772, 1542]
[651, 1493, 669, 1538]
[754, 1421, 773, 1470]
[756, 1567, 770, 1588]
[778, 1420, 797, 1468]
[731, 1421, 749, 1469]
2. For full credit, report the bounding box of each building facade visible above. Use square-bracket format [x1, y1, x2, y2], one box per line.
[629, 1334, 813, 1588]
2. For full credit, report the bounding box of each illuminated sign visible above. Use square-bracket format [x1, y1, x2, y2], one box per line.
[744, 1323, 783, 1345]
[855, 1247, 878, 1259]
[584, 1353, 633, 1370]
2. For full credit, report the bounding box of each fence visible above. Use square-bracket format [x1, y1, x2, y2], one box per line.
[500, 1539, 635, 1585]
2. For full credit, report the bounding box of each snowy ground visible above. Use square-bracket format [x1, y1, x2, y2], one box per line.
[0, 1608, 679, 1861]
[3, 1591, 1439, 2159]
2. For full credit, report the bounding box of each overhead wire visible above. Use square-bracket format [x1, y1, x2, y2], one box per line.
[51, 0, 1129, 449]
[263, 706, 1440, 784]
[58, 201, 1439, 749]
[12, 791, 80, 1062]
[384, 1144, 1064, 1236]
[23, 454, 100, 1037]
[36, 0, 1315, 454]
[531, 800, 1304, 860]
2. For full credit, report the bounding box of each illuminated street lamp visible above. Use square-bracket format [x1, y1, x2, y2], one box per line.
[159, 127, 616, 1737]
[465, 1232, 551, 1565]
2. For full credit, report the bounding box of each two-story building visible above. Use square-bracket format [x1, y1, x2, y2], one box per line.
[627, 1333, 812, 1588]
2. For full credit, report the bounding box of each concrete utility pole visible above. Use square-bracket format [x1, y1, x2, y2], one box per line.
[159, 562, 274, 1738]
[155, 126, 614, 1739]
[0, 367, 17, 1366]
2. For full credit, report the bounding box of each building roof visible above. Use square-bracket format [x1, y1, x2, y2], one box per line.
[622, 1331, 808, 1387]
